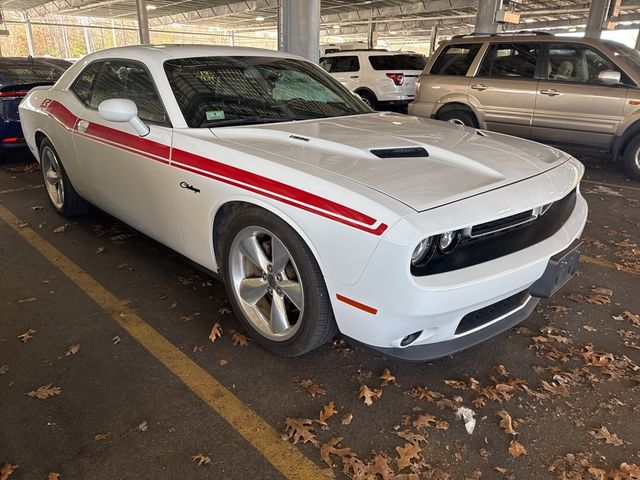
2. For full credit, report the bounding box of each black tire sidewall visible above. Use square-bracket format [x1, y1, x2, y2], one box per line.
[357, 91, 377, 110]
[623, 136, 640, 181]
[439, 110, 478, 128]
[220, 207, 336, 356]
[39, 139, 66, 215]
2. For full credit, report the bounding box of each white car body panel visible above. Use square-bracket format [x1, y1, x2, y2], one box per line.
[19, 45, 587, 360]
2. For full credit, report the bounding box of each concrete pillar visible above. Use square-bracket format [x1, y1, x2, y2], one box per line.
[278, 0, 320, 63]
[136, 0, 151, 44]
[585, 0, 611, 39]
[475, 0, 502, 34]
[22, 12, 35, 56]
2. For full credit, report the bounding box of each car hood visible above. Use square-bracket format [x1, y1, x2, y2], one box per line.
[213, 113, 570, 212]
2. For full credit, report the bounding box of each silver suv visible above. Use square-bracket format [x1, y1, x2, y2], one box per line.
[409, 32, 640, 180]
[320, 50, 427, 110]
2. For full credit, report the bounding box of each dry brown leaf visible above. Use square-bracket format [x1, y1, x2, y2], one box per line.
[27, 384, 61, 399]
[540, 380, 570, 397]
[495, 364, 510, 376]
[591, 287, 613, 296]
[590, 426, 623, 446]
[497, 410, 517, 435]
[567, 292, 585, 303]
[508, 440, 527, 458]
[282, 418, 319, 446]
[231, 330, 250, 347]
[96, 247, 105, 254]
[17, 329, 35, 343]
[208, 323, 222, 343]
[341, 413, 353, 425]
[320, 437, 352, 467]
[435, 420, 449, 430]
[444, 379, 467, 389]
[358, 384, 382, 406]
[192, 345, 203, 352]
[64, 343, 80, 356]
[137, 420, 148, 432]
[412, 414, 437, 430]
[549, 334, 571, 344]
[583, 325, 598, 332]
[94, 433, 109, 441]
[396, 442, 421, 471]
[0, 464, 18, 480]
[396, 430, 427, 445]
[53, 224, 69, 233]
[316, 401, 338, 428]
[342, 455, 367, 478]
[299, 379, 326, 397]
[112, 336, 122, 344]
[218, 359, 228, 366]
[495, 467, 508, 474]
[47, 473, 61, 480]
[623, 311, 640, 328]
[191, 454, 211, 466]
[379, 368, 397, 386]
[549, 304, 571, 313]
[0, 365, 9, 375]
[368, 451, 394, 480]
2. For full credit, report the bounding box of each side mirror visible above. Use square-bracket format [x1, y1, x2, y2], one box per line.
[98, 98, 150, 137]
[597, 70, 621, 85]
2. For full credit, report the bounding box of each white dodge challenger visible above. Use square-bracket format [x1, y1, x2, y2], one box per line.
[19, 45, 587, 360]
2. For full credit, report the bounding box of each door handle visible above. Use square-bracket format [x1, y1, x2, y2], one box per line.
[76, 119, 89, 133]
[350, 75, 360, 79]
[540, 89, 561, 97]
[470, 83, 488, 91]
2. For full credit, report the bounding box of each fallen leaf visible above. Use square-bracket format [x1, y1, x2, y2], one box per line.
[320, 437, 352, 467]
[541, 380, 570, 397]
[341, 413, 353, 425]
[219, 359, 228, 366]
[359, 384, 382, 406]
[592, 287, 613, 296]
[30, 205, 43, 211]
[316, 401, 337, 427]
[112, 336, 122, 344]
[586, 287, 612, 305]
[27, 384, 61, 399]
[218, 306, 232, 315]
[95, 247, 105, 254]
[412, 414, 436, 430]
[368, 451, 394, 480]
[47, 473, 60, 480]
[623, 311, 640, 328]
[396, 442, 421, 471]
[299, 379, 326, 397]
[435, 420, 449, 430]
[137, 421, 148, 432]
[0, 365, 8, 375]
[583, 325, 598, 332]
[18, 297, 36, 303]
[231, 331, 249, 347]
[0, 464, 18, 480]
[495, 467, 507, 474]
[94, 433, 109, 441]
[53, 224, 69, 233]
[208, 323, 222, 343]
[17, 329, 36, 343]
[495, 364, 510, 376]
[191, 454, 211, 466]
[192, 345, 203, 353]
[508, 440, 527, 458]
[590, 426, 623, 446]
[567, 292, 585, 303]
[549, 304, 570, 313]
[379, 368, 397, 386]
[396, 430, 427, 445]
[64, 343, 80, 356]
[497, 410, 517, 435]
[282, 418, 319, 446]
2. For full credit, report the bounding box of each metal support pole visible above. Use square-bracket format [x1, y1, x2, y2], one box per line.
[111, 19, 118, 47]
[429, 26, 438, 56]
[635, 30, 640, 50]
[278, 0, 320, 63]
[367, 10, 375, 49]
[585, 0, 611, 39]
[475, 0, 502, 34]
[22, 12, 35, 56]
[135, 0, 150, 44]
[82, 17, 93, 53]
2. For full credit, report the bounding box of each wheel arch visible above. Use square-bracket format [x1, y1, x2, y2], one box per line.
[354, 87, 378, 100]
[435, 102, 479, 123]
[613, 118, 640, 160]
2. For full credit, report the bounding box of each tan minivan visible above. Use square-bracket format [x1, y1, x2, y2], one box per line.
[409, 32, 640, 180]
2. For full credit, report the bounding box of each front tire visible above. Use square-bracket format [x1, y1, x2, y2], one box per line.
[622, 135, 640, 181]
[357, 91, 378, 110]
[437, 109, 478, 128]
[39, 138, 89, 217]
[221, 206, 337, 356]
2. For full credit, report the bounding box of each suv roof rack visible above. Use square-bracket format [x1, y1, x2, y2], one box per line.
[334, 48, 389, 52]
[451, 31, 552, 39]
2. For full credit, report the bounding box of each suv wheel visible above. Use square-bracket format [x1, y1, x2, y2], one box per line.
[622, 136, 640, 181]
[357, 91, 378, 110]
[437, 109, 478, 128]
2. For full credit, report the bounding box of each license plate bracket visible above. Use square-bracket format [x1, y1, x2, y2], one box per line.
[530, 240, 582, 298]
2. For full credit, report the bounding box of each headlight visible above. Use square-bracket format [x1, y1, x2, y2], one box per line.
[438, 230, 461, 254]
[411, 237, 435, 267]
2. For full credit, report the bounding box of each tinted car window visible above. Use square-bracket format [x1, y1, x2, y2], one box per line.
[478, 43, 539, 78]
[369, 54, 427, 71]
[430, 44, 481, 76]
[320, 56, 360, 73]
[84, 61, 168, 125]
[546, 44, 621, 84]
[0, 60, 64, 88]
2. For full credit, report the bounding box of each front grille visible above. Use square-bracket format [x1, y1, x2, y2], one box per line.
[455, 290, 530, 335]
[471, 209, 535, 238]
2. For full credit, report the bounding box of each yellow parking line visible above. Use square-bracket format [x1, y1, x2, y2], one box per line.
[0, 184, 43, 195]
[581, 254, 640, 277]
[0, 204, 324, 480]
[582, 179, 640, 193]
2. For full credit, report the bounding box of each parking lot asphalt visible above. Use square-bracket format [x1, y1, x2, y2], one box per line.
[1, 147, 639, 480]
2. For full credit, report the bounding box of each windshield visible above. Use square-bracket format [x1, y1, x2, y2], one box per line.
[0, 61, 64, 88]
[164, 56, 371, 128]
[603, 40, 640, 73]
[369, 54, 427, 71]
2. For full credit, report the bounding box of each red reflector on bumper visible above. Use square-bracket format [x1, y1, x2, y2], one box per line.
[336, 294, 378, 315]
[2, 137, 21, 143]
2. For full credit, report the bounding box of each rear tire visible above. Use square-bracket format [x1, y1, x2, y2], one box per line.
[437, 109, 478, 128]
[39, 138, 90, 217]
[622, 135, 640, 181]
[357, 91, 378, 110]
[221, 206, 338, 357]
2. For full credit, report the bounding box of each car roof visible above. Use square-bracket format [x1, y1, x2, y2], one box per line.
[441, 33, 612, 46]
[322, 50, 421, 57]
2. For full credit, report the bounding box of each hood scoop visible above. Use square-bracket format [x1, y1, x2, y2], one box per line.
[370, 146, 429, 159]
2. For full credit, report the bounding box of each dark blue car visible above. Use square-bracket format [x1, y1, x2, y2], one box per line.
[0, 57, 69, 153]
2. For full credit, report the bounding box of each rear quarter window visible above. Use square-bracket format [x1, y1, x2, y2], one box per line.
[369, 54, 427, 71]
[0, 62, 63, 87]
[320, 56, 360, 73]
[430, 44, 482, 76]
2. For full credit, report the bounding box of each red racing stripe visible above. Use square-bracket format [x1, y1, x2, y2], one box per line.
[42, 99, 388, 236]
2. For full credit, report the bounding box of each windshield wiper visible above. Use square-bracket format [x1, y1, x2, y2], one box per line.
[201, 116, 294, 128]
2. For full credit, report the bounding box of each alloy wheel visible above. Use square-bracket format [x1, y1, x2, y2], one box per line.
[41, 145, 65, 210]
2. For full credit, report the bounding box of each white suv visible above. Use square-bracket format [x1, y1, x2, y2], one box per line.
[320, 50, 427, 110]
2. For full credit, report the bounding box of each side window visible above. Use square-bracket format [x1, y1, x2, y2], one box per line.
[430, 44, 482, 76]
[89, 61, 168, 125]
[546, 44, 621, 84]
[321, 56, 360, 73]
[70, 62, 103, 106]
[478, 43, 539, 78]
